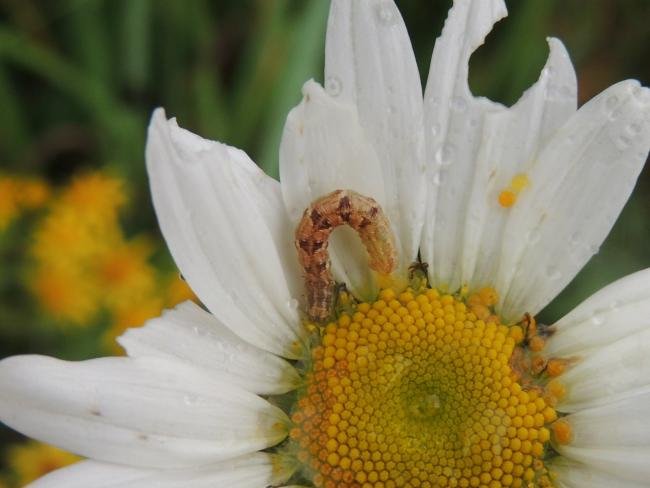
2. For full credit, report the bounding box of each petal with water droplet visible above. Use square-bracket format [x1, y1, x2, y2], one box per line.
[279, 81, 386, 299]
[146, 109, 304, 359]
[325, 0, 426, 274]
[118, 301, 301, 395]
[497, 81, 650, 320]
[0, 355, 289, 468]
[546, 268, 650, 358]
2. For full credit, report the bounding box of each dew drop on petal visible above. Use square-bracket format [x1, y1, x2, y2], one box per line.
[450, 96, 467, 112]
[427, 96, 440, 108]
[590, 314, 604, 326]
[608, 300, 620, 312]
[545, 265, 561, 281]
[626, 122, 642, 136]
[183, 394, 199, 406]
[435, 144, 456, 167]
[605, 95, 619, 111]
[614, 134, 632, 151]
[568, 231, 581, 246]
[375, 3, 397, 26]
[287, 298, 299, 311]
[325, 76, 342, 97]
[430, 123, 440, 138]
[632, 85, 650, 105]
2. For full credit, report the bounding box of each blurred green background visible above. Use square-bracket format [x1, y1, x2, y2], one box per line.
[0, 0, 648, 483]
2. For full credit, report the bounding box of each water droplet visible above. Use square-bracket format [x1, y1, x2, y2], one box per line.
[430, 123, 440, 138]
[526, 230, 541, 245]
[626, 122, 642, 136]
[183, 394, 199, 406]
[325, 76, 342, 97]
[605, 95, 619, 111]
[287, 298, 299, 311]
[614, 135, 631, 151]
[608, 300, 620, 312]
[435, 144, 456, 167]
[608, 107, 624, 121]
[569, 232, 581, 246]
[560, 85, 573, 97]
[545, 85, 561, 100]
[375, 3, 397, 25]
[632, 85, 650, 105]
[590, 314, 604, 326]
[545, 265, 561, 281]
[450, 96, 467, 112]
[427, 96, 440, 108]
[431, 171, 443, 186]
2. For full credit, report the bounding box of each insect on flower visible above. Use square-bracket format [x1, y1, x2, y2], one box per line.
[295, 189, 396, 322]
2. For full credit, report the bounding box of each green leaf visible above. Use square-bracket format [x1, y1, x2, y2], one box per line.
[257, 1, 329, 179]
[120, 0, 152, 92]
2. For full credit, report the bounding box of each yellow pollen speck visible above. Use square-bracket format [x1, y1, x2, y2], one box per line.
[498, 173, 531, 208]
[292, 288, 562, 487]
[498, 190, 517, 208]
[511, 173, 530, 192]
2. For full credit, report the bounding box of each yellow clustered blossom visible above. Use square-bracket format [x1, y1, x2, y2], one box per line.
[103, 273, 195, 355]
[28, 171, 195, 349]
[2, 441, 79, 487]
[0, 175, 50, 230]
[291, 287, 565, 488]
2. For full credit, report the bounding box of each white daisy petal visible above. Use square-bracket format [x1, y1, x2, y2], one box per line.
[497, 80, 650, 320]
[421, 0, 507, 291]
[118, 301, 301, 395]
[554, 447, 650, 485]
[146, 109, 305, 359]
[546, 268, 650, 357]
[0, 355, 288, 468]
[461, 38, 577, 288]
[27, 461, 146, 488]
[29, 454, 291, 488]
[560, 388, 650, 449]
[280, 80, 386, 299]
[557, 329, 650, 412]
[325, 0, 426, 272]
[549, 458, 647, 488]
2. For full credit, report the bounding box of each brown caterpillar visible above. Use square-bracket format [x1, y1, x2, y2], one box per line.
[295, 189, 397, 322]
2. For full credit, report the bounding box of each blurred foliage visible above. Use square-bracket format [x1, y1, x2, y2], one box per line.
[0, 0, 648, 481]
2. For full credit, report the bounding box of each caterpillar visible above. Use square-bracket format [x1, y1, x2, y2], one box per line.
[295, 189, 397, 322]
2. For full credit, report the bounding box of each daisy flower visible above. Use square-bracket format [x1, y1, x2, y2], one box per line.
[1, 0, 649, 487]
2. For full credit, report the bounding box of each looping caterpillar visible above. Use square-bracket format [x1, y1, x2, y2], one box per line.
[295, 189, 397, 322]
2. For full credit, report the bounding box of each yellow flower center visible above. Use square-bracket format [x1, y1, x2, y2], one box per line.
[290, 287, 562, 488]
